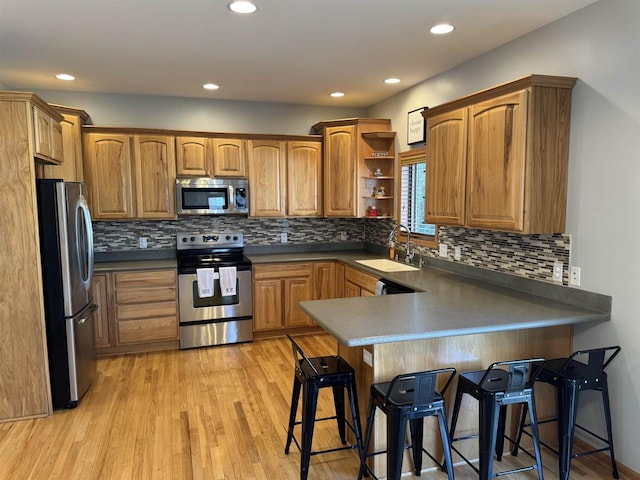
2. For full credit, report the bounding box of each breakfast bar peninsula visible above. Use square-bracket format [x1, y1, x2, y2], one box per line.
[299, 262, 611, 477]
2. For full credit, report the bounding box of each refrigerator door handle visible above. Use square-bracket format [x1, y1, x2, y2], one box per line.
[76, 194, 94, 288]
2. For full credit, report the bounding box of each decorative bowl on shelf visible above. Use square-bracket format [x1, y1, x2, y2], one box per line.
[372, 167, 383, 177]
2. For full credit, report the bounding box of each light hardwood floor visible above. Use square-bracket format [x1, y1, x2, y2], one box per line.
[0, 334, 634, 479]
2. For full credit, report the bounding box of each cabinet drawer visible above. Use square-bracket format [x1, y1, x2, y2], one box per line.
[116, 301, 177, 321]
[345, 266, 378, 292]
[253, 263, 312, 279]
[117, 316, 178, 344]
[114, 270, 176, 288]
[115, 286, 176, 305]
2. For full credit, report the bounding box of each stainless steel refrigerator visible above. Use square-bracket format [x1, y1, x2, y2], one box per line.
[37, 179, 96, 409]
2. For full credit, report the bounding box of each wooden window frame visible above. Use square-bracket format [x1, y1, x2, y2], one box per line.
[395, 147, 437, 249]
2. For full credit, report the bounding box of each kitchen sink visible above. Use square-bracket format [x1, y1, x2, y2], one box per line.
[355, 258, 419, 272]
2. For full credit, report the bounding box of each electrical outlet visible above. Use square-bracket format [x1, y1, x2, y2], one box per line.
[454, 246, 461, 261]
[570, 266, 581, 287]
[280, 232, 288, 243]
[138, 237, 148, 249]
[362, 349, 372, 367]
[340, 232, 347, 241]
[438, 244, 448, 258]
[552, 261, 563, 283]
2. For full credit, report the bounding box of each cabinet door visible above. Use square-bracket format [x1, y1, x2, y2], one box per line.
[287, 141, 322, 216]
[313, 261, 335, 300]
[176, 136, 208, 176]
[210, 138, 246, 177]
[133, 135, 177, 219]
[344, 281, 361, 298]
[83, 133, 134, 219]
[324, 125, 356, 217]
[42, 113, 85, 181]
[467, 90, 527, 231]
[247, 140, 286, 217]
[335, 263, 345, 299]
[253, 279, 283, 331]
[33, 106, 59, 162]
[284, 277, 314, 327]
[425, 108, 468, 226]
[92, 273, 111, 348]
[51, 119, 64, 162]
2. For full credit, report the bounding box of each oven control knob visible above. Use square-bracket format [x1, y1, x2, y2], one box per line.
[190, 236, 195, 242]
[233, 235, 238, 241]
[182, 237, 188, 243]
[225, 235, 231, 240]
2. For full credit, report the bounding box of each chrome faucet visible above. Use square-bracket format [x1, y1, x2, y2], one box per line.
[391, 224, 415, 264]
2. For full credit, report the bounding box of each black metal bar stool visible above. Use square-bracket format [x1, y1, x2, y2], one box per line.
[357, 367, 456, 480]
[512, 346, 621, 480]
[284, 335, 364, 480]
[449, 358, 546, 480]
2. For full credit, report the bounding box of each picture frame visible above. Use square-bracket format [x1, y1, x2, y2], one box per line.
[407, 107, 427, 145]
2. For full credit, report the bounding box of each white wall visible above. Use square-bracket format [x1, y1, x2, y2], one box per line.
[369, 0, 640, 471]
[29, 89, 365, 135]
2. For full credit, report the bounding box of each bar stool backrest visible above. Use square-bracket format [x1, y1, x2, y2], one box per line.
[479, 358, 546, 394]
[385, 367, 456, 407]
[287, 334, 321, 378]
[559, 346, 621, 381]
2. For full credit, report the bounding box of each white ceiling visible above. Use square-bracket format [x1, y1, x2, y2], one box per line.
[0, 0, 597, 107]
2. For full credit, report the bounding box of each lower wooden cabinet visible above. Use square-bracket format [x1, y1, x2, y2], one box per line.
[253, 261, 336, 337]
[91, 268, 179, 356]
[344, 265, 379, 297]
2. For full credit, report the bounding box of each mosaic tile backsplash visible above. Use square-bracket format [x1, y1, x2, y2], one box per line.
[93, 217, 571, 285]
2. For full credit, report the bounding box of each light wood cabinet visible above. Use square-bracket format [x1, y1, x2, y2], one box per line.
[176, 136, 207, 176]
[424, 75, 576, 233]
[33, 105, 64, 164]
[92, 273, 111, 350]
[210, 138, 246, 177]
[113, 270, 179, 346]
[253, 261, 335, 336]
[248, 138, 322, 217]
[83, 131, 176, 220]
[313, 118, 395, 218]
[344, 265, 378, 297]
[0, 92, 58, 421]
[133, 135, 177, 219]
[41, 106, 90, 182]
[248, 140, 286, 217]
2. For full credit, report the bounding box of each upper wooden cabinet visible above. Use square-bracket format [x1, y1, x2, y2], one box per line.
[210, 138, 246, 177]
[33, 105, 64, 164]
[247, 138, 322, 218]
[423, 75, 576, 234]
[41, 105, 90, 182]
[83, 131, 177, 220]
[313, 118, 395, 218]
[176, 136, 207, 176]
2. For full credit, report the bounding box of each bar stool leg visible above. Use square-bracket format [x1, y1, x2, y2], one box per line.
[436, 409, 455, 480]
[558, 382, 579, 480]
[346, 381, 364, 458]
[495, 405, 507, 461]
[449, 385, 464, 440]
[357, 397, 376, 480]
[527, 394, 544, 480]
[332, 384, 347, 444]
[512, 403, 529, 456]
[409, 417, 424, 475]
[479, 398, 500, 480]
[285, 379, 301, 454]
[300, 382, 320, 480]
[601, 377, 620, 479]
[387, 409, 407, 480]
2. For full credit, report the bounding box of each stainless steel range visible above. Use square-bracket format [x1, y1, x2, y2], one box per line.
[177, 232, 252, 349]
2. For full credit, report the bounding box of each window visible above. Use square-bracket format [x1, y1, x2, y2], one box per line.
[397, 147, 437, 247]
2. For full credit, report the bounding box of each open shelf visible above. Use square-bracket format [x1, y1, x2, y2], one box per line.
[362, 131, 397, 139]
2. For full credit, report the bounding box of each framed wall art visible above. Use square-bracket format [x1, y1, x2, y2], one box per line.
[407, 107, 427, 145]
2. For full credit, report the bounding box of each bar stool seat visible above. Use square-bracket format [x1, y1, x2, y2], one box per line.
[357, 368, 456, 480]
[513, 346, 621, 480]
[284, 335, 364, 480]
[449, 358, 546, 480]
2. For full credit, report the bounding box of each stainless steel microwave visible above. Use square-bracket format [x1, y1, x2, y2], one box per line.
[176, 177, 249, 215]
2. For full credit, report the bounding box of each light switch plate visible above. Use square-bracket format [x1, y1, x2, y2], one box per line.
[139, 237, 148, 249]
[439, 244, 448, 257]
[362, 349, 372, 367]
[281, 232, 287, 243]
[553, 261, 563, 283]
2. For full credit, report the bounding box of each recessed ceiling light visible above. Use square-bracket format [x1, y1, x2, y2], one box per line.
[384, 78, 401, 84]
[330, 92, 345, 98]
[203, 83, 220, 90]
[228, 1, 257, 14]
[55, 73, 75, 81]
[430, 23, 454, 35]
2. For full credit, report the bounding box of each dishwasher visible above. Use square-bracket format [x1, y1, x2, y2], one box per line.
[375, 278, 415, 295]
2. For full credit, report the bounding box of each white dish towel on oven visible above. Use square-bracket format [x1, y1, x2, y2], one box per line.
[196, 268, 216, 298]
[219, 266, 237, 296]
